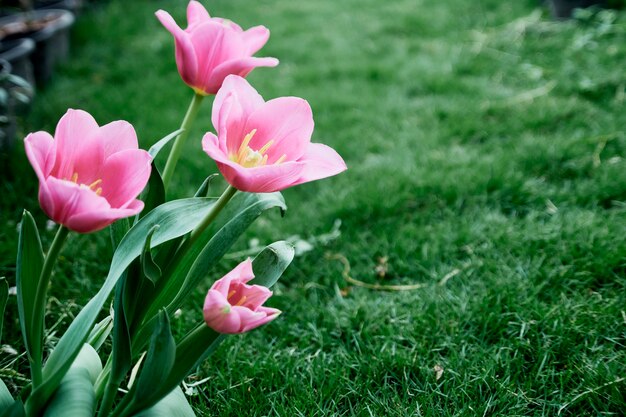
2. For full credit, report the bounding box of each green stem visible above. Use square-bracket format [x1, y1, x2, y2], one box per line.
[98, 378, 119, 417]
[187, 185, 237, 247]
[31, 226, 70, 387]
[161, 93, 205, 190]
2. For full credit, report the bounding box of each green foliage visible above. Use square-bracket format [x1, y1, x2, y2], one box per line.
[1, 0, 626, 415]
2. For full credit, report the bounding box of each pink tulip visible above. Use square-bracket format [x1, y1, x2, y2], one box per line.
[203, 259, 280, 334]
[156, 1, 278, 95]
[202, 75, 347, 192]
[24, 109, 152, 233]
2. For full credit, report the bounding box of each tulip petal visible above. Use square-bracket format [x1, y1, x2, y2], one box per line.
[53, 109, 104, 184]
[24, 131, 56, 183]
[238, 284, 273, 310]
[43, 177, 111, 232]
[203, 133, 305, 192]
[99, 121, 139, 158]
[236, 306, 279, 333]
[210, 258, 254, 296]
[241, 25, 270, 55]
[186, 0, 210, 28]
[203, 289, 241, 333]
[207, 56, 278, 97]
[243, 97, 313, 163]
[293, 143, 347, 186]
[67, 200, 145, 234]
[190, 21, 246, 92]
[99, 149, 152, 208]
[156, 10, 198, 88]
[212, 75, 264, 148]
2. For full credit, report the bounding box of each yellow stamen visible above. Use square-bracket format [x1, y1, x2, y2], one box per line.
[88, 179, 102, 190]
[71, 172, 79, 183]
[257, 139, 274, 155]
[234, 295, 248, 307]
[261, 154, 268, 165]
[275, 154, 287, 165]
[237, 129, 257, 162]
[95, 187, 103, 196]
[228, 290, 236, 299]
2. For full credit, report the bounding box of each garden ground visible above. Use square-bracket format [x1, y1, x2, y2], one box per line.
[1, 0, 625, 415]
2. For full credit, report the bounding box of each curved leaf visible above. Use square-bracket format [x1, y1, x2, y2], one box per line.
[0, 278, 7, 344]
[148, 129, 184, 159]
[133, 387, 195, 417]
[0, 379, 13, 412]
[26, 198, 217, 416]
[42, 344, 101, 417]
[16, 211, 44, 369]
[133, 311, 176, 409]
[146, 192, 286, 321]
[42, 368, 95, 417]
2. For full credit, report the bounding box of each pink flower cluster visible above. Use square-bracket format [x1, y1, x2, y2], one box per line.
[24, 1, 346, 334]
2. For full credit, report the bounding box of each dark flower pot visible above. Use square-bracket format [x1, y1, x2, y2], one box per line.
[34, 0, 84, 16]
[0, 9, 75, 86]
[0, 59, 17, 153]
[0, 37, 35, 87]
[549, 0, 607, 18]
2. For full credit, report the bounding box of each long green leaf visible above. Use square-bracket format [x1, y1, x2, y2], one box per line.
[140, 226, 162, 284]
[134, 387, 195, 417]
[86, 316, 113, 352]
[15, 211, 44, 368]
[42, 344, 101, 417]
[41, 368, 95, 417]
[0, 379, 13, 412]
[0, 401, 24, 417]
[152, 192, 286, 320]
[0, 278, 7, 344]
[138, 164, 165, 221]
[26, 198, 217, 416]
[148, 129, 184, 159]
[248, 241, 295, 288]
[133, 311, 176, 409]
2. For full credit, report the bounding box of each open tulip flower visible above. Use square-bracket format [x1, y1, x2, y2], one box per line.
[203, 259, 280, 334]
[156, 1, 278, 95]
[202, 75, 347, 192]
[24, 109, 152, 233]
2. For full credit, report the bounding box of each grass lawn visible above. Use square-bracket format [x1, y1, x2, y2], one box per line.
[2, 0, 626, 415]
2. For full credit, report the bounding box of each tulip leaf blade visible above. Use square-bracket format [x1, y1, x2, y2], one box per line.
[132, 310, 176, 411]
[164, 192, 287, 316]
[249, 241, 295, 289]
[27, 198, 217, 416]
[86, 316, 113, 352]
[133, 387, 195, 417]
[0, 379, 13, 413]
[148, 128, 184, 159]
[0, 277, 7, 344]
[15, 210, 44, 374]
[139, 163, 166, 220]
[43, 344, 103, 417]
[141, 225, 162, 284]
[0, 400, 24, 417]
[194, 175, 219, 198]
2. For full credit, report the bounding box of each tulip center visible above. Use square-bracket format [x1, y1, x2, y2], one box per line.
[227, 289, 248, 307]
[69, 172, 103, 196]
[230, 129, 287, 168]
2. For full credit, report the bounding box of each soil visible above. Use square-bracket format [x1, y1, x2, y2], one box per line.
[0, 13, 59, 40]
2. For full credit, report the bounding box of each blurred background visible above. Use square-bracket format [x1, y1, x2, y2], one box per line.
[1, 0, 625, 415]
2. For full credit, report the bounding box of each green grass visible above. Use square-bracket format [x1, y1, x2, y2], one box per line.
[2, 0, 626, 415]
